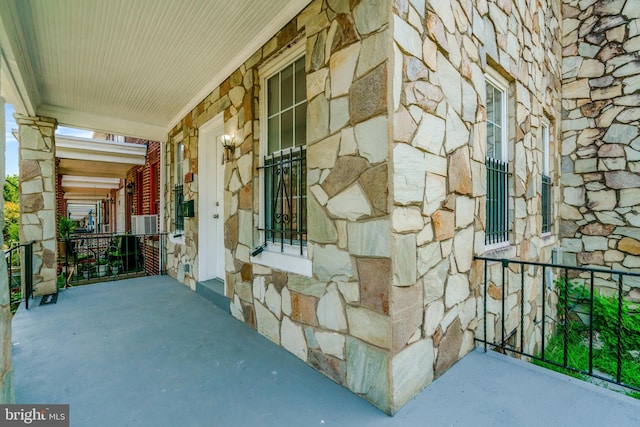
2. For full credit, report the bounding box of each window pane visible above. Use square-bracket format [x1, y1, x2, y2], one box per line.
[295, 57, 306, 104]
[268, 75, 279, 116]
[487, 123, 495, 159]
[486, 85, 494, 123]
[493, 88, 502, 127]
[281, 64, 294, 109]
[295, 103, 307, 147]
[494, 122, 502, 161]
[281, 109, 294, 150]
[268, 117, 280, 154]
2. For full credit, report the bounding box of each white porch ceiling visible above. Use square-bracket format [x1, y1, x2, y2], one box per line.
[0, 0, 311, 140]
[56, 134, 145, 201]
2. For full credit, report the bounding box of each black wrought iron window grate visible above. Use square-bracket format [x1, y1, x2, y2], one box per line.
[174, 184, 184, 233]
[486, 157, 509, 245]
[541, 174, 551, 234]
[259, 146, 306, 254]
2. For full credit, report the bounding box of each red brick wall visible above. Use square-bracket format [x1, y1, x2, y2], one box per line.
[124, 138, 161, 274]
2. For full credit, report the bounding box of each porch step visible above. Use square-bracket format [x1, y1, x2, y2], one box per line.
[196, 278, 230, 313]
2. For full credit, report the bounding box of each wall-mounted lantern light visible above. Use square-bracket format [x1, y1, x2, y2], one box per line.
[126, 181, 135, 195]
[219, 134, 235, 163]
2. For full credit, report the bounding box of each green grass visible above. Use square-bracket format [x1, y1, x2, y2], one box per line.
[533, 278, 640, 399]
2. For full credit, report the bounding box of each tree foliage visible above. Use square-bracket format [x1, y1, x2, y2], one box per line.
[4, 174, 19, 203]
[3, 174, 20, 246]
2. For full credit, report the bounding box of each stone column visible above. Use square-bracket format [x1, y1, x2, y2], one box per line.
[0, 70, 15, 403]
[15, 114, 58, 296]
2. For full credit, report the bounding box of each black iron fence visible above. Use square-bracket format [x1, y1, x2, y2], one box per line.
[541, 175, 551, 234]
[174, 185, 184, 234]
[258, 146, 307, 254]
[475, 256, 640, 394]
[58, 232, 167, 287]
[485, 158, 509, 245]
[4, 241, 34, 311]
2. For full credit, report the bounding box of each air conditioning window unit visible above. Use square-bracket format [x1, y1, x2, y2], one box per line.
[131, 215, 158, 235]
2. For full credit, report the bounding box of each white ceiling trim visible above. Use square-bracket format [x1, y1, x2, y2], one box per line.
[56, 134, 147, 164]
[61, 175, 120, 189]
[0, 0, 38, 115]
[166, 0, 311, 132]
[63, 194, 104, 202]
[42, 105, 167, 141]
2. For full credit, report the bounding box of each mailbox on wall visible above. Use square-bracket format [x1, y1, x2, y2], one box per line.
[183, 200, 195, 218]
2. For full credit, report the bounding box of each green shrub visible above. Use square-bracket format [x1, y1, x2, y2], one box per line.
[536, 278, 640, 396]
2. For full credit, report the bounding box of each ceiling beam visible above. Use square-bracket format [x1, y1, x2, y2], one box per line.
[40, 105, 167, 141]
[0, 0, 39, 115]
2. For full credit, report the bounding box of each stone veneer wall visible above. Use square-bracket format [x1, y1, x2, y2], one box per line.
[16, 114, 58, 296]
[164, 0, 403, 412]
[389, 0, 563, 394]
[560, 0, 640, 292]
[163, 0, 565, 415]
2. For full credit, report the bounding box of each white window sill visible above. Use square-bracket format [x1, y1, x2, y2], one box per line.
[169, 232, 185, 245]
[251, 245, 312, 277]
[483, 243, 516, 260]
[541, 233, 555, 248]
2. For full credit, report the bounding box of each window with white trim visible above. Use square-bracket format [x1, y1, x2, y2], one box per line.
[485, 73, 509, 246]
[259, 54, 307, 253]
[174, 142, 184, 234]
[541, 121, 552, 235]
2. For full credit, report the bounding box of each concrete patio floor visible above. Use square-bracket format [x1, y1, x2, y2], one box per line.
[12, 276, 640, 426]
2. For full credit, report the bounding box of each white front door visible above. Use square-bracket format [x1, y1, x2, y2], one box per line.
[198, 114, 225, 283]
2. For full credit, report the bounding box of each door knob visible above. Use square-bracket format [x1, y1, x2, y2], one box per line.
[213, 214, 219, 219]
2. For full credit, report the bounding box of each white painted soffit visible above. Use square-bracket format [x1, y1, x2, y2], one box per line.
[56, 134, 146, 165]
[63, 194, 105, 202]
[0, 0, 312, 140]
[61, 176, 120, 189]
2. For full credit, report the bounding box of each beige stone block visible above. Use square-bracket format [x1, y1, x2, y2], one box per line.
[392, 207, 423, 233]
[592, 85, 623, 101]
[346, 306, 390, 348]
[308, 133, 340, 169]
[438, 53, 462, 114]
[317, 287, 347, 331]
[326, 183, 372, 221]
[315, 331, 345, 359]
[307, 68, 328, 100]
[413, 113, 445, 154]
[563, 78, 590, 99]
[354, 116, 388, 164]
[417, 242, 442, 277]
[393, 143, 427, 205]
[330, 42, 360, 97]
[453, 226, 474, 273]
[393, 15, 423, 58]
[281, 317, 307, 361]
[422, 36, 437, 71]
[337, 281, 359, 303]
[391, 339, 434, 410]
[255, 302, 280, 344]
[424, 300, 444, 336]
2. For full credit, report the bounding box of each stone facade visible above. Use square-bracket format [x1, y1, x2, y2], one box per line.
[16, 115, 58, 296]
[560, 0, 640, 292]
[391, 0, 563, 406]
[161, 0, 566, 414]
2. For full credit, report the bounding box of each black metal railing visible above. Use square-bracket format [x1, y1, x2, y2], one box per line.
[475, 256, 640, 394]
[486, 157, 509, 245]
[58, 232, 167, 288]
[541, 175, 551, 234]
[4, 241, 34, 311]
[174, 184, 184, 233]
[258, 146, 307, 254]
